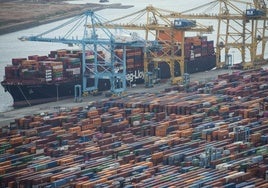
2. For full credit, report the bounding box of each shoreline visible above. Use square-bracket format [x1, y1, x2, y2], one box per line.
[0, 1, 134, 35]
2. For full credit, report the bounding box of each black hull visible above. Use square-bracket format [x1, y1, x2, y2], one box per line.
[185, 55, 216, 74]
[149, 55, 216, 79]
[1, 81, 81, 108]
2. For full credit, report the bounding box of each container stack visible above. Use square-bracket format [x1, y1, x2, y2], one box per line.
[40, 61, 64, 81]
[114, 47, 144, 70]
[3, 50, 82, 84]
[2, 69, 268, 187]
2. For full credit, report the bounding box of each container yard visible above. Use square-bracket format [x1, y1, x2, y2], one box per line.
[1, 0, 268, 187]
[1, 68, 268, 187]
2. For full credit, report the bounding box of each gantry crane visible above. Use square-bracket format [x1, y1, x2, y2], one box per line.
[19, 7, 145, 96]
[165, 0, 268, 69]
[88, 6, 213, 85]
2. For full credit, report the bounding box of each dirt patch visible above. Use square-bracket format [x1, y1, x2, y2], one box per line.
[0, 0, 131, 35]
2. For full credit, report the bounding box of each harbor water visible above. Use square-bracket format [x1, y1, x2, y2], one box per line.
[0, 0, 264, 112]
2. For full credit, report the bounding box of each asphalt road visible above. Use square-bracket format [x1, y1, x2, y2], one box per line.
[0, 68, 232, 126]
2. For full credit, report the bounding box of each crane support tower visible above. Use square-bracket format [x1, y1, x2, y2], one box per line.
[165, 0, 268, 69]
[19, 7, 145, 95]
[90, 5, 213, 85]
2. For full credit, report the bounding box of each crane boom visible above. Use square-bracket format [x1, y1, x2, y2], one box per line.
[87, 5, 214, 85]
[165, 0, 268, 68]
[19, 8, 145, 95]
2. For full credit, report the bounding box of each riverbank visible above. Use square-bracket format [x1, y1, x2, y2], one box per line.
[0, 0, 133, 35]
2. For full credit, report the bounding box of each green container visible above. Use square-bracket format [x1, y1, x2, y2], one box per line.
[191, 132, 201, 140]
[35, 163, 47, 172]
[0, 148, 5, 154]
[192, 158, 200, 167]
[144, 113, 153, 121]
[130, 115, 142, 124]
[189, 166, 199, 171]
[20, 154, 34, 163]
[0, 142, 11, 150]
[118, 150, 130, 157]
[11, 161, 23, 167]
[240, 163, 248, 171]
[81, 168, 95, 174]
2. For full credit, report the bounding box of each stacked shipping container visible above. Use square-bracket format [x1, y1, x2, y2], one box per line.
[2, 69, 268, 187]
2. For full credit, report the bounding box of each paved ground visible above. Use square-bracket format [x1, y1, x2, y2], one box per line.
[0, 68, 233, 126]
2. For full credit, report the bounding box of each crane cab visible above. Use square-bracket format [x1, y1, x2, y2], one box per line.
[245, 9, 265, 18]
[174, 19, 196, 29]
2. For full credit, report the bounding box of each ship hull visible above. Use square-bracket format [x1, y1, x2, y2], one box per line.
[1, 81, 81, 108]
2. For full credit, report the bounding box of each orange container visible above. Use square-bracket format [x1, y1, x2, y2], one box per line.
[181, 128, 193, 137]
[178, 123, 190, 130]
[152, 152, 164, 160]
[92, 118, 101, 127]
[108, 107, 119, 113]
[58, 157, 74, 166]
[8, 181, 15, 188]
[69, 126, 81, 134]
[10, 136, 23, 145]
[80, 130, 93, 136]
[50, 126, 62, 132]
[87, 110, 99, 117]
[0, 160, 11, 167]
[158, 30, 183, 42]
[5, 148, 15, 154]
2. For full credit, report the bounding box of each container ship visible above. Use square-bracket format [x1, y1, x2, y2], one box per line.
[1, 36, 216, 108]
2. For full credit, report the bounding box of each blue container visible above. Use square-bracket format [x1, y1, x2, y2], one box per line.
[47, 161, 58, 168]
[132, 165, 148, 174]
[231, 116, 243, 122]
[112, 141, 122, 148]
[107, 174, 119, 181]
[49, 141, 59, 148]
[82, 172, 95, 178]
[74, 155, 84, 161]
[78, 111, 87, 119]
[188, 183, 201, 188]
[249, 121, 261, 127]
[261, 135, 268, 144]
[223, 182, 236, 188]
[113, 117, 124, 123]
[51, 179, 67, 188]
[166, 126, 175, 134]
[64, 175, 77, 183]
[252, 155, 263, 163]
[181, 166, 192, 173]
[79, 136, 90, 143]
[39, 130, 53, 138]
[159, 145, 169, 151]
[90, 177, 100, 181]
[61, 140, 68, 145]
[129, 142, 143, 150]
[124, 185, 135, 188]
[236, 181, 254, 188]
